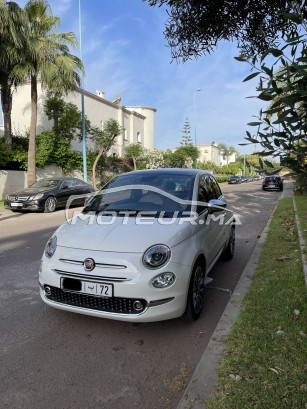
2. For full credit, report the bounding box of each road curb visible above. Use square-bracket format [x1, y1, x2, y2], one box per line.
[293, 197, 307, 288]
[175, 184, 295, 409]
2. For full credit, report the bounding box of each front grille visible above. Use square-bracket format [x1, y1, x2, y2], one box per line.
[9, 195, 29, 201]
[45, 286, 147, 314]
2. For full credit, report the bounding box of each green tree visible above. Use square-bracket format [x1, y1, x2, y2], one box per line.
[44, 91, 90, 141]
[180, 118, 193, 145]
[239, 7, 307, 187]
[165, 145, 199, 168]
[10, 0, 83, 186]
[91, 119, 122, 190]
[143, 0, 302, 61]
[125, 143, 144, 170]
[0, 0, 25, 149]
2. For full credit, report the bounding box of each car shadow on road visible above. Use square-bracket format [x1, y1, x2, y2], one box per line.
[0, 210, 27, 222]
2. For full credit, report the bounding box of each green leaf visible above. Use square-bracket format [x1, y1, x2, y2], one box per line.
[264, 159, 274, 168]
[234, 56, 246, 62]
[243, 72, 260, 82]
[258, 93, 273, 101]
[267, 48, 283, 58]
[262, 66, 273, 76]
[245, 137, 259, 143]
[283, 13, 303, 24]
[247, 122, 262, 126]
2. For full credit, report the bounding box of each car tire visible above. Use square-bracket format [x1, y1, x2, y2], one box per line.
[183, 261, 205, 321]
[44, 196, 57, 213]
[221, 226, 235, 261]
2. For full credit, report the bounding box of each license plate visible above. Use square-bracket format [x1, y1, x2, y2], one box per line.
[83, 281, 113, 297]
[11, 202, 23, 207]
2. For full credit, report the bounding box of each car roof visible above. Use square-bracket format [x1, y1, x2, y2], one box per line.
[120, 168, 210, 177]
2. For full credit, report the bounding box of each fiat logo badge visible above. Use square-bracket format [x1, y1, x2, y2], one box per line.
[84, 258, 95, 271]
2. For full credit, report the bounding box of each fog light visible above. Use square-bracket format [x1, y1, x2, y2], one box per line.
[133, 300, 144, 311]
[45, 286, 51, 295]
[152, 272, 176, 288]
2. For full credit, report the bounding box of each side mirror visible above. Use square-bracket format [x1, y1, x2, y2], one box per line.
[207, 199, 227, 214]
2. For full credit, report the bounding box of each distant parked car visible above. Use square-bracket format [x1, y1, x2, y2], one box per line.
[262, 175, 283, 191]
[228, 175, 241, 184]
[5, 177, 95, 213]
[240, 176, 249, 183]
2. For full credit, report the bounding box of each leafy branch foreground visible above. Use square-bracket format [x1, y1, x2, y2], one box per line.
[207, 197, 307, 409]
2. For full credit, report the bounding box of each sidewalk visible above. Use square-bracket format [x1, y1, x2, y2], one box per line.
[176, 180, 302, 409]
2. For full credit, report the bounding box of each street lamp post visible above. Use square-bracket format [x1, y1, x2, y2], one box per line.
[79, 0, 87, 182]
[193, 88, 202, 147]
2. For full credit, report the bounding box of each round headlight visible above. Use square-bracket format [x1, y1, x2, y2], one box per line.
[142, 244, 171, 269]
[45, 235, 57, 258]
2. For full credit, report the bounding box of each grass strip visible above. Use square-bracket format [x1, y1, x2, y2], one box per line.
[206, 197, 307, 409]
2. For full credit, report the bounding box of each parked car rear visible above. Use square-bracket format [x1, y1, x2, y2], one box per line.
[262, 175, 283, 191]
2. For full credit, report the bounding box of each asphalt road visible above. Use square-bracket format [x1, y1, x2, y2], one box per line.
[0, 180, 282, 409]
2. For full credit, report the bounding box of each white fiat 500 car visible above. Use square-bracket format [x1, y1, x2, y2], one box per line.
[39, 168, 235, 322]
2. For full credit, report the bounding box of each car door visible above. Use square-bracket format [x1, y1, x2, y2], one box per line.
[56, 178, 77, 207]
[195, 174, 227, 270]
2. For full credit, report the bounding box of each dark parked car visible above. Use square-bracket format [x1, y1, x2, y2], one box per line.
[262, 175, 283, 191]
[228, 175, 241, 184]
[5, 177, 95, 213]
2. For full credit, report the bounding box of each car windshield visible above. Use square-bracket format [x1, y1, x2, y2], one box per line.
[30, 179, 61, 188]
[83, 172, 195, 217]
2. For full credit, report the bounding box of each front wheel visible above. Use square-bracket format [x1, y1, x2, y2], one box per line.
[221, 226, 235, 261]
[44, 196, 57, 213]
[183, 262, 205, 321]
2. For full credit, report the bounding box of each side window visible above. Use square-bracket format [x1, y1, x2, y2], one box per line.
[68, 179, 79, 188]
[204, 175, 215, 201]
[61, 179, 70, 189]
[209, 176, 222, 199]
[197, 176, 208, 214]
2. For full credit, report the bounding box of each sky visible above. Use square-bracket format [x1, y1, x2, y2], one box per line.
[13, 0, 266, 155]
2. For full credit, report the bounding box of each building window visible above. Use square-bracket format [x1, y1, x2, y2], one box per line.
[123, 128, 127, 141]
[137, 132, 141, 143]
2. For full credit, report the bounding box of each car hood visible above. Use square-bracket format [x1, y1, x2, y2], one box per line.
[55, 213, 194, 252]
[10, 187, 50, 196]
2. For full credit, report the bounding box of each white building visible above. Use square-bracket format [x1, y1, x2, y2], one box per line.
[197, 142, 236, 166]
[6, 81, 156, 156]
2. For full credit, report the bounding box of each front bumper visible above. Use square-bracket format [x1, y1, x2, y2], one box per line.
[5, 199, 44, 211]
[39, 247, 192, 322]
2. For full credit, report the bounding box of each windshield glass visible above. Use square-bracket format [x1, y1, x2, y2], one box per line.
[30, 179, 61, 188]
[84, 173, 195, 217]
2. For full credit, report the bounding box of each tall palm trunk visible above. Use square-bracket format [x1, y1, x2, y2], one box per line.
[27, 74, 38, 186]
[0, 77, 13, 149]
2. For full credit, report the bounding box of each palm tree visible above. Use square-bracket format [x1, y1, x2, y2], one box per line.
[0, 0, 25, 149]
[218, 143, 238, 165]
[10, 0, 83, 186]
